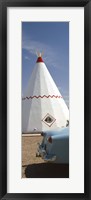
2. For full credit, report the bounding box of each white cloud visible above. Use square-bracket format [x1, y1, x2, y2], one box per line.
[24, 56, 30, 60]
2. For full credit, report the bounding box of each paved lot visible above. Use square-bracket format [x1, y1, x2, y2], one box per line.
[22, 135, 69, 178]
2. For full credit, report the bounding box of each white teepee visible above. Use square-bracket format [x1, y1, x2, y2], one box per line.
[22, 54, 69, 133]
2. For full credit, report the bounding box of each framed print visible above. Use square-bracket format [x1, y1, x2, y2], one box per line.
[0, 0, 91, 199]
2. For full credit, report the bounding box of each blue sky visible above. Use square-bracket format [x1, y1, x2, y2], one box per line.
[22, 22, 69, 106]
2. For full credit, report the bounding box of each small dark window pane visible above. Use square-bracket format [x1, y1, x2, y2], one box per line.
[45, 116, 53, 123]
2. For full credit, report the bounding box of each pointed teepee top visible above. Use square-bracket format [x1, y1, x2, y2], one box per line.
[36, 52, 44, 63]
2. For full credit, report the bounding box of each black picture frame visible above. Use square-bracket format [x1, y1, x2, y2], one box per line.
[0, 0, 91, 199]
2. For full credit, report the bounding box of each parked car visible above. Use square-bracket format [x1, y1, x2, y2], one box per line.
[36, 127, 69, 164]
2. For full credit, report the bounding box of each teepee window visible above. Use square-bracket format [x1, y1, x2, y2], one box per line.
[42, 113, 56, 127]
[45, 116, 53, 123]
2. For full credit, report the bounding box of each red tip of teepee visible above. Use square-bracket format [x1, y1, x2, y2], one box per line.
[36, 56, 44, 63]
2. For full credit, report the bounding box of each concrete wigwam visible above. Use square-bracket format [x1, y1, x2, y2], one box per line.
[22, 53, 69, 133]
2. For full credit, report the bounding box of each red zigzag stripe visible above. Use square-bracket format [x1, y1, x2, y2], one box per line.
[22, 95, 62, 100]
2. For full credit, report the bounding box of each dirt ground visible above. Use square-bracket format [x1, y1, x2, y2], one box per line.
[22, 135, 69, 178]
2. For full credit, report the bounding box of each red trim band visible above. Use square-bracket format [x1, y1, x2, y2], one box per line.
[22, 95, 62, 100]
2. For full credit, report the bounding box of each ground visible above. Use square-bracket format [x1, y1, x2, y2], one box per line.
[22, 135, 69, 178]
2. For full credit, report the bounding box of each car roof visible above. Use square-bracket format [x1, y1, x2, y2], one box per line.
[42, 127, 69, 136]
[52, 130, 69, 139]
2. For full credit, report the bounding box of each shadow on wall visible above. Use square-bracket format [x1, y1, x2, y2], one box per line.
[24, 163, 69, 178]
